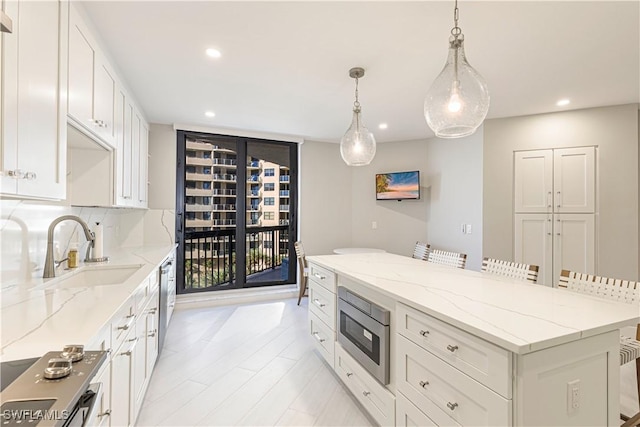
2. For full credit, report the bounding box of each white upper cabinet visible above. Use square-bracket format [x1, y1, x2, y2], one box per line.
[553, 147, 595, 213]
[1, 0, 67, 200]
[68, 4, 116, 148]
[514, 150, 553, 213]
[515, 147, 595, 214]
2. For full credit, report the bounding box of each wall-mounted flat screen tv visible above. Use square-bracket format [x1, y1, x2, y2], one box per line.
[376, 171, 420, 200]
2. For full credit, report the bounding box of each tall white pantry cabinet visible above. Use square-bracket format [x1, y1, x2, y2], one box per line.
[514, 147, 596, 286]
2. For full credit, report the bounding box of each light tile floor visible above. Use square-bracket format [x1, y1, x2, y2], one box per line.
[136, 297, 640, 426]
[136, 298, 374, 427]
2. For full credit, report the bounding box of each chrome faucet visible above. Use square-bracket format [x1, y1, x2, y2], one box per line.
[43, 215, 95, 278]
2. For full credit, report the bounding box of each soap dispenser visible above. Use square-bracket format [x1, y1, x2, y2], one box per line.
[68, 244, 79, 268]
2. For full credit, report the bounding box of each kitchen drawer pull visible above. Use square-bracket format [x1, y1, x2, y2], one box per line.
[362, 391, 370, 397]
[447, 402, 459, 411]
[148, 330, 156, 338]
[446, 344, 459, 353]
[346, 372, 353, 378]
[312, 272, 326, 280]
[419, 380, 429, 388]
[313, 298, 326, 308]
[419, 330, 430, 336]
[97, 410, 111, 418]
[312, 332, 325, 343]
[125, 313, 135, 319]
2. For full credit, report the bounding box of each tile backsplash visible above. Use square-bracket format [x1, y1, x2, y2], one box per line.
[0, 199, 173, 287]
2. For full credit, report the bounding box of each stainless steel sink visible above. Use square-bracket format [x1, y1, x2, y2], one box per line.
[37, 265, 143, 290]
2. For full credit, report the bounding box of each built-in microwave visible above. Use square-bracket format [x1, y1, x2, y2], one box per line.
[337, 286, 390, 385]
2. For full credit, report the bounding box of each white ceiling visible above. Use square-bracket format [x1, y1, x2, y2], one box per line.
[79, 1, 639, 143]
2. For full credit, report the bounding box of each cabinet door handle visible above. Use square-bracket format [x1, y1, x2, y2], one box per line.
[547, 191, 552, 208]
[97, 410, 111, 418]
[556, 191, 561, 209]
[446, 344, 459, 353]
[148, 330, 156, 338]
[312, 273, 326, 280]
[312, 332, 325, 343]
[419, 380, 429, 388]
[24, 171, 37, 180]
[313, 298, 326, 308]
[362, 391, 370, 397]
[346, 372, 353, 378]
[419, 330, 430, 337]
[447, 402, 459, 411]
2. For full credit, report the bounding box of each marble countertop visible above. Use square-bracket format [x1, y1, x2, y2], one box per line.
[307, 253, 640, 354]
[1, 245, 176, 362]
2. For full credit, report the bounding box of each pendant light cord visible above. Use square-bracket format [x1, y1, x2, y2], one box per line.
[353, 77, 361, 111]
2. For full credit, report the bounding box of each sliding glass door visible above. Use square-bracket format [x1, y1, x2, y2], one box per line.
[175, 131, 298, 293]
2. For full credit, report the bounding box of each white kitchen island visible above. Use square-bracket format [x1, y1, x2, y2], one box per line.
[307, 252, 640, 427]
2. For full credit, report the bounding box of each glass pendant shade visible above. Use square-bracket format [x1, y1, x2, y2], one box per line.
[424, 35, 490, 138]
[340, 107, 376, 166]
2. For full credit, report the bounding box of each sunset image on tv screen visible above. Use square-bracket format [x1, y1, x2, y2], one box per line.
[376, 172, 420, 200]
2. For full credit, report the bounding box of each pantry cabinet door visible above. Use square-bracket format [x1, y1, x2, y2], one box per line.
[514, 214, 553, 286]
[554, 147, 595, 213]
[553, 214, 595, 285]
[514, 150, 553, 213]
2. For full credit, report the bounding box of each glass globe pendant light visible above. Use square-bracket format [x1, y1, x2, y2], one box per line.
[424, 0, 490, 138]
[340, 67, 376, 166]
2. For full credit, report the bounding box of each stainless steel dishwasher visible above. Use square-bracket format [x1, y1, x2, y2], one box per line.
[158, 256, 173, 353]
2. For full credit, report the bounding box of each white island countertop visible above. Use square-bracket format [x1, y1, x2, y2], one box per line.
[1, 245, 176, 362]
[307, 252, 640, 354]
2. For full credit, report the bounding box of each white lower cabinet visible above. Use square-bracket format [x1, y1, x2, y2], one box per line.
[111, 328, 138, 427]
[396, 392, 458, 427]
[335, 344, 395, 427]
[396, 335, 510, 426]
[309, 311, 335, 368]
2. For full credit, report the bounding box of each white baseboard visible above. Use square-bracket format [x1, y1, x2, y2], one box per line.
[175, 284, 298, 309]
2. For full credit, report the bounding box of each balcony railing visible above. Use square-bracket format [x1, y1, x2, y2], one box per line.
[213, 219, 236, 226]
[248, 204, 260, 211]
[184, 225, 290, 290]
[186, 188, 214, 197]
[279, 219, 289, 225]
[247, 189, 261, 197]
[212, 158, 237, 166]
[279, 176, 290, 182]
[211, 204, 236, 211]
[279, 190, 289, 197]
[279, 205, 290, 211]
[213, 189, 236, 196]
[247, 161, 260, 168]
[247, 175, 261, 182]
[186, 172, 212, 182]
[212, 173, 237, 182]
[186, 157, 213, 166]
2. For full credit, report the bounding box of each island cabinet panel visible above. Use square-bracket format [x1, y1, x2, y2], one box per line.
[335, 344, 395, 427]
[396, 335, 511, 426]
[307, 261, 338, 369]
[396, 303, 512, 398]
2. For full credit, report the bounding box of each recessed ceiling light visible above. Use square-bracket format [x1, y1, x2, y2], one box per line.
[205, 111, 216, 118]
[556, 99, 570, 107]
[205, 48, 221, 58]
[378, 123, 388, 130]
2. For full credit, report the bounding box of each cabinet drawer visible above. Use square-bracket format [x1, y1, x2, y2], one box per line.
[309, 311, 335, 368]
[397, 391, 461, 427]
[111, 299, 135, 351]
[309, 262, 336, 293]
[335, 344, 395, 427]
[308, 280, 336, 330]
[397, 303, 511, 398]
[397, 335, 511, 427]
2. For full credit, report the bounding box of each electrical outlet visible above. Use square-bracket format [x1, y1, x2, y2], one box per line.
[466, 224, 472, 234]
[371, 221, 377, 230]
[567, 380, 580, 414]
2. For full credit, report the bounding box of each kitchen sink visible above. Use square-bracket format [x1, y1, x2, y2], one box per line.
[38, 265, 143, 290]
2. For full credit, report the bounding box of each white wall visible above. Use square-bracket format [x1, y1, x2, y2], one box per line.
[483, 103, 639, 281]
[298, 140, 352, 255]
[349, 134, 484, 270]
[143, 124, 177, 245]
[423, 132, 484, 271]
